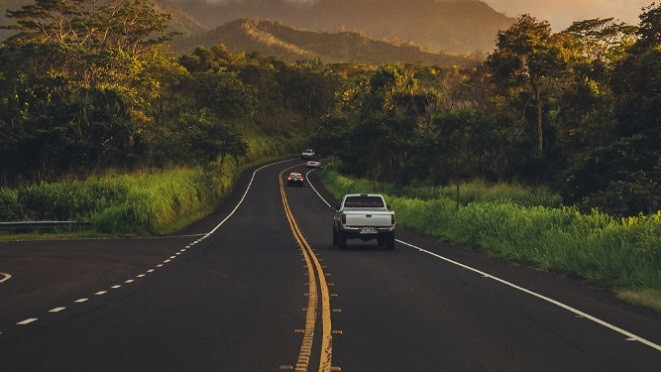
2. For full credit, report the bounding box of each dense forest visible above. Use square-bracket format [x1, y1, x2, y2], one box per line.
[311, 6, 661, 217]
[0, 0, 659, 217]
[0, 0, 336, 182]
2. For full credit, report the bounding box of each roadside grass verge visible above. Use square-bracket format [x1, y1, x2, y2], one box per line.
[0, 166, 233, 236]
[0, 132, 305, 238]
[318, 169, 661, 310]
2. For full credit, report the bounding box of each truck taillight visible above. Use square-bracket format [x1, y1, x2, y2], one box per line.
[391, 213, 396, 225]
[341, 213, 346, 224]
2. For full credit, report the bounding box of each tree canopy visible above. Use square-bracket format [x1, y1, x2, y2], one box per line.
[1, 1, 659, 216]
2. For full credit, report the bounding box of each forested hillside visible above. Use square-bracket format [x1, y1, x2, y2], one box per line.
[1, 0, 659, 220]
[308, 8, 660, 217]
[169, 0, 515, 53]
[0, 0, 339, 187]
[174, 19, 474, 66]
[1, 0, 658, 312]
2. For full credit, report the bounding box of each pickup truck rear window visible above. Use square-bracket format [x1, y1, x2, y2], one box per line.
[344, 196, 384, 208]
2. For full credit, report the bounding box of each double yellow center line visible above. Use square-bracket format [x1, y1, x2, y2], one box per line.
[279, 166, 333, 372]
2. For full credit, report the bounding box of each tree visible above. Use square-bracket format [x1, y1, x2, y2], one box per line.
[184, 110, 248, 167]
[562, 3, 661, 215]
[487, 15, 566, 155]
[636, 2, 661, 50]
[431, 109, 503, 206]
[564, 18, 637, 64]
[3, 0, 174, 58]
[0, 0, 175, 183]
[195, 71, 257, 119]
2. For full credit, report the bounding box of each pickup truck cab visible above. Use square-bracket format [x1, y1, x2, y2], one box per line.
[333, 193, 396, 250]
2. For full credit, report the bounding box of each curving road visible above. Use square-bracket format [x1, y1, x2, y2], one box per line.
[0, 159, 660, 371]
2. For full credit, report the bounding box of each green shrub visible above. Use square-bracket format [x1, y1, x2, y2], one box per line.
[0, 189, 22, 220]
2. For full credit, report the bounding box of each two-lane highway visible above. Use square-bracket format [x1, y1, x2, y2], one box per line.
[1, 159, 660, 371]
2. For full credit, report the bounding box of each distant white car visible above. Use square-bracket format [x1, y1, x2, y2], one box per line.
[306, 160, 321, 168]
[301, 149, 315, 159]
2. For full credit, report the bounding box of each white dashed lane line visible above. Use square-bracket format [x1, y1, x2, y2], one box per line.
[16, 318, 38, 326]
[5, 159, 294, 333]
[0, 273, 11, 284]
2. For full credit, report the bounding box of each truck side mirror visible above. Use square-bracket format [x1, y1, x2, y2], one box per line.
[333, 204, 340, 211]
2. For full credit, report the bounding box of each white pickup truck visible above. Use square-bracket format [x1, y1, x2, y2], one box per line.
[332, 193, 396, 250]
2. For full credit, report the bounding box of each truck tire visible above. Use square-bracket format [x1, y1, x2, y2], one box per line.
[338, 231, 347, 250]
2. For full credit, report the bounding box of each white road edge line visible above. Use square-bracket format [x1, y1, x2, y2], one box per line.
[305, 170, 331, 209]
[396, 240, 661, 352]
[205, 158, 296, 237]
[307, 169, 661, 353]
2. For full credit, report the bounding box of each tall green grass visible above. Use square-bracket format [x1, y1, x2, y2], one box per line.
[0, 130, 305, 235]
[320, 170, 563, 207]
[319, 169, 661, 307]
[0, 167, 228, 234]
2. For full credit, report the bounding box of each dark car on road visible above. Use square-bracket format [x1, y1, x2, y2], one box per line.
[287, 172, 305, 186]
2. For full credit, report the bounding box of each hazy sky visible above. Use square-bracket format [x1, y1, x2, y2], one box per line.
[199, 0, 652, 30]
[483, 0, 652, 30]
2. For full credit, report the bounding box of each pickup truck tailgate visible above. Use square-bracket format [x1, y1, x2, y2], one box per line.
[344, 211, 393, 227]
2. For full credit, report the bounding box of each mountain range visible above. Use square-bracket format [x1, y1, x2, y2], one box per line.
[174, 18, 476, 66]
[168, 0, 514, 54]
[2, 0, 516, 65]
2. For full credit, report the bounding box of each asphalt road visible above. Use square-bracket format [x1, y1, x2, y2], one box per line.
[1, 158, 660, 371]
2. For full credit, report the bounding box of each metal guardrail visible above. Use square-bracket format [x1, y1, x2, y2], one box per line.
[0, 221, 91, 231]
